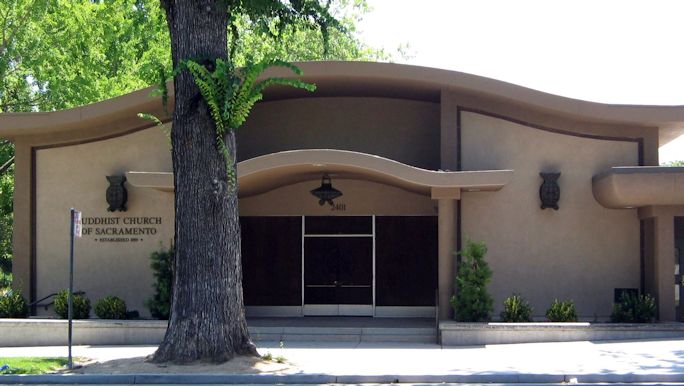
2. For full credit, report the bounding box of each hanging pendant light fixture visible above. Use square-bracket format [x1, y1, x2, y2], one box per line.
[310, 173, 342, 206]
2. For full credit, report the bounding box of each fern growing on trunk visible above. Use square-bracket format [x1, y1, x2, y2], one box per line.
[185, 58, 314, 186]
[141, 58, 315, 187]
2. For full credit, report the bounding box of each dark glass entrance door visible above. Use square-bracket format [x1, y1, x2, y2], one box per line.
[304, 237, 373, 306]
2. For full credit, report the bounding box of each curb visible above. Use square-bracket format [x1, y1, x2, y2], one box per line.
[2, 372, 684, 384]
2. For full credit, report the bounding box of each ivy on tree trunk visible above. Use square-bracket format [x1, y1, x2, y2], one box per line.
[152, 0, 256, 363]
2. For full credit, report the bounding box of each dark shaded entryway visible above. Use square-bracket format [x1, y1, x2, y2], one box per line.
[240, 215, 437, 317]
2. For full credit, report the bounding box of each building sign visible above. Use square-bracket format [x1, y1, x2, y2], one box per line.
[72, 210, 82, 238]
[81, 216, 162, 243]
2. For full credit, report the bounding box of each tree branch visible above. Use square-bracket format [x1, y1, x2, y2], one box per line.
[1, 62, 23, 78]
[0, 3, 10, 52]
[0, 92, 46, 112]
[0, 156, 14, 176]
[0, 0, 38, 57]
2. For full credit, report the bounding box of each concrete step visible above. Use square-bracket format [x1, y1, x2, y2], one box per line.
[0, 318, 437, 346]
[248, 326, 437, 343]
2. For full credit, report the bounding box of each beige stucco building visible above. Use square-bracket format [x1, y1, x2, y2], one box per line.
[1, 61, 683, 322]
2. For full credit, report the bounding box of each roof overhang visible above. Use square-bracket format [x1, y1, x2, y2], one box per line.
[592, 166, 684, 208]
[264, 62, 684, 146]
[2, 61, 684, 145]
[126, 149, 514, 198]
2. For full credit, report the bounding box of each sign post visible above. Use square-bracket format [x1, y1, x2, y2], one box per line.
[68, 209, 81, 370]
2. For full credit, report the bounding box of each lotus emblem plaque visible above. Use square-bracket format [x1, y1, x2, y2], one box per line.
[106, 175, 128, 212]
[539, 172, 560, 210]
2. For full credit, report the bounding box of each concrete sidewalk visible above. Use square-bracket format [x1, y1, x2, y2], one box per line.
[1, 338, 684, 383]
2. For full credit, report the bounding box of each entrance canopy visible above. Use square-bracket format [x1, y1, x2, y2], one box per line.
[593, 166, 684, 208]
[126, 149, 514, 198]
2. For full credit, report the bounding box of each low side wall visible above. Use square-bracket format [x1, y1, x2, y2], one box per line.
[440, 322, 684, 346]
[3, 319, 684, 347]
[0, 319, 168, 347]
[0, 319, 437, 346]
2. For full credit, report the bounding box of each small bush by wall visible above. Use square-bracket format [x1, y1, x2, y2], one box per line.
[54, 290, 90, 319]
[545, 299, 578, 322]
[500, 293, 533, 322]
[0, 289, 29, 318]
[0, 270, 11, 290]
[94, 295, 127, 319]
[611, 292, 656, 323]
[146, 245, 174, 320]
[450, 239, 493, 322]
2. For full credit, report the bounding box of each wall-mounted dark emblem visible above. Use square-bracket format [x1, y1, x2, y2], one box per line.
[539, 172, 560, 210]
[106, 175, 128, 212]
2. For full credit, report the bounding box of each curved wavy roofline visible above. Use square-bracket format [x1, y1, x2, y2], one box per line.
[1, 61, 683, 143]
[286, 61, 684, 124]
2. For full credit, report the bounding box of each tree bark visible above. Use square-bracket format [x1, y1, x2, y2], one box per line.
[151, 0, 256, 363]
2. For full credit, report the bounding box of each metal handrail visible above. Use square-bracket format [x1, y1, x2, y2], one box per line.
[28, 291, 85, 310]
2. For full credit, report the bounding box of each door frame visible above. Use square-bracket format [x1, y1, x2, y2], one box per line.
[676, 216, 683, 322]
[676, 246, 681, 321]
[301, 215, 376, 316]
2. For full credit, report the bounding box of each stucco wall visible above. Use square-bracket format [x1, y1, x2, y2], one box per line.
[238, 97, 440, 169]
[34, 124, 435, 317]
[461, 112, 640, 320]
[28, 99, 644, 320]
[35, 126, 173, 317]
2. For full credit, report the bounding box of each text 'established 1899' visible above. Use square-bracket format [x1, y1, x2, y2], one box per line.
[81, 216, 162, 243]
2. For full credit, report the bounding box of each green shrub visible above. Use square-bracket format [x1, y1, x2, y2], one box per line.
[545, 299, 578, 322]
[450, 239, 493, 322]
[94, 295, 127, 319]
[0, 270, 11, 290]
[611, 292, 656, 323]
[500, 293, 533, 322]
[146, 245, 174, 319]
[0, 289, 29, 318]
[0, 255, 11, 277]
[53, 290, 90, 319]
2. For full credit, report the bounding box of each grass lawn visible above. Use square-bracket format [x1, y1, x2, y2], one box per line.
[0, 357, 69, 374]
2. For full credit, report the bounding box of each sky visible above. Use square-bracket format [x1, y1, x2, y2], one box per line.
[355, 0, 684, 163]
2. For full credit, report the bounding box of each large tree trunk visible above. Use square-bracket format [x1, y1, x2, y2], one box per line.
[152, 0, 256, 363]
